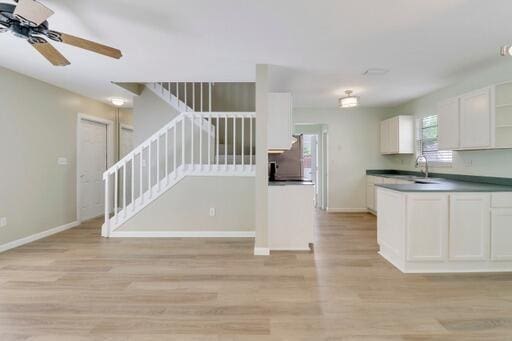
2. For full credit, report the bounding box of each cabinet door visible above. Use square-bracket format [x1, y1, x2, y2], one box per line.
[491, 208, 512, 261]
[366, 184, 375, 211]
[380, 120, 389, 154]
[459, 87, 492, 149]
[406, 193, 449, 262]
[373, 177, 386, 212]
[449, 193, 491, 261]
[268, 93, 292, 150]
[377, 188, 405, 258]
[438, 98, 460, 150]
[388, 117, 400, 154]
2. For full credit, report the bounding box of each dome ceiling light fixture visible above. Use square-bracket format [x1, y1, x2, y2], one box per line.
[338, 90, 359, 108]
[111, 98, 126, 107]
[500, 45, 512, 57]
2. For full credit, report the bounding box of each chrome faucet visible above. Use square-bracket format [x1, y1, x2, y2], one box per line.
[415, 155, 429, 178]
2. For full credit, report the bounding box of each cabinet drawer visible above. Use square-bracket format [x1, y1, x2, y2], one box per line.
[491, 193, 512, 208]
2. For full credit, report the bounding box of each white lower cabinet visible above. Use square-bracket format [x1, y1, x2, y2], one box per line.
[449, 193, 491, 261]
[377, 189, 405, 260]
[367, 176, 413, 214]
[366, 184, 375, 211]
[491, 208, 512, 261]
[377, 188, 512, 273]
[406, 194, 448, 262]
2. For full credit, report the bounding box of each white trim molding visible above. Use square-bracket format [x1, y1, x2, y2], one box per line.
[0, 221, 79, 253]
[327, 208, 369, 213]
[110, 230, 256, 238]
[254, 247, 270, 256]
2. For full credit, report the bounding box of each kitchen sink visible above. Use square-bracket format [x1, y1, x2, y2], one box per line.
[387, 175, 442, 184]
[413, 178, 442, 184]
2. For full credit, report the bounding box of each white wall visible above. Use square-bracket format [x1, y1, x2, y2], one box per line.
[0, 66, 131, 247]
[118, 177, 254, 231]
[133, 87, 179, 144]
[128, 84, 255, 232]
[293, 107, 392, 211]
[387, 60, 512, 177]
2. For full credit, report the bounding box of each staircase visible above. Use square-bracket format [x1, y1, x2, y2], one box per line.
[102, 82, 255, 237]
[146, 82, 212, 113]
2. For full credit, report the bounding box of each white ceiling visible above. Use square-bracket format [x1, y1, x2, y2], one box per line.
[1, 0, 512, 108]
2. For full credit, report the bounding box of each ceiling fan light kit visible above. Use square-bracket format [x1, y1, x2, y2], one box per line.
[0, 0, 123, 66]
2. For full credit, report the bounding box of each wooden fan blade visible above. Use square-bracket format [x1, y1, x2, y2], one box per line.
[58, 32, 122, 59]
[29, 39, 70, 66]
[14, 0, 54, 26]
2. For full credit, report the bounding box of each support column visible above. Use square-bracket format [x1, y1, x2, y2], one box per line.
[254, 64, 269, 256]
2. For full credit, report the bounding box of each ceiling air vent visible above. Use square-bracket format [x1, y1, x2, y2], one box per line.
[362, 68, 389, 76]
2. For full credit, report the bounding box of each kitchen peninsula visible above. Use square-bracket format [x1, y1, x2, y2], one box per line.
[372, 172, 512, 273]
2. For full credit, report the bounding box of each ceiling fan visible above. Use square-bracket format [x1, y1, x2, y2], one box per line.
[0, 0, 122, 66]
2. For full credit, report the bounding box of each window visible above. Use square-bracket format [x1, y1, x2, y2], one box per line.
[416, 115, 453, 165]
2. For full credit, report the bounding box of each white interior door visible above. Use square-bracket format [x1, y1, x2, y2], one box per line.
[120, 126, 134, 158]
[79, 119, 107, 221]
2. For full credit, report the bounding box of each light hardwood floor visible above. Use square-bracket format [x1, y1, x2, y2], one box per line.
[1, 212, 512, 340]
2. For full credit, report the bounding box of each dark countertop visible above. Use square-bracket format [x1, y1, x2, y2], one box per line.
[268, 180, 314, 186]
[368, 170, 512, 193]
[377, 180, 512, 192]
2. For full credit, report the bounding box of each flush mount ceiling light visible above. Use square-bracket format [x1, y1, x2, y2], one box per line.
[338, 90, 359, 108]
[500, 45, 512, 56]
[111, 98, 125, 107]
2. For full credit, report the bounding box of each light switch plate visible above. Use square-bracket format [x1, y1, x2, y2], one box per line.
[0, 217, 7, 227]
[209, 208, 216, 217]
[57, 157, 68, 165]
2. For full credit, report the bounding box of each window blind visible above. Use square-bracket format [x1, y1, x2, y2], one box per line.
[416, 115, 453, 164]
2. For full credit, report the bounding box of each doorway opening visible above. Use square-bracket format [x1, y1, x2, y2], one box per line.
[295, 124, 328, 210]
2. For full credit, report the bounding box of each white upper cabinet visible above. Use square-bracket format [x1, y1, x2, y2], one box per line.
[438, 97, 460, 150]
[459, 87, 493, 149]
[380, 115, 414, 155]
[436, 85, 507, 151]
[268, 92, 293, 150]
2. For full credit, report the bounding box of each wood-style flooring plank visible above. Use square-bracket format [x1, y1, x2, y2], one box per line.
[0, 212, 512, 339]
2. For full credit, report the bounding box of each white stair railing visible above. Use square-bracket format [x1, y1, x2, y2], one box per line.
[146, 82, 214, 113]
[102, 111, 256, 237]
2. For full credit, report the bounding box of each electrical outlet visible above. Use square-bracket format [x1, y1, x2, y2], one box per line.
[464, 159, 473, 167]
[209, 208, 216, 217]
[0, 217, 7, 228]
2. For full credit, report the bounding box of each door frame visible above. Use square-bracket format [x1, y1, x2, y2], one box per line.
[293, 123, 329, 211]
[322, 128, 329, 210]
[76, 113, 115, 224]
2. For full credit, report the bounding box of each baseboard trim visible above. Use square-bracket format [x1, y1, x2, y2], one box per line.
[254, 247, 270, 256]
[327, 208, 369, 213]
[0, 221, 79, 253]
[110, 230, 256, 238]
[270, 247, 311, 251]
